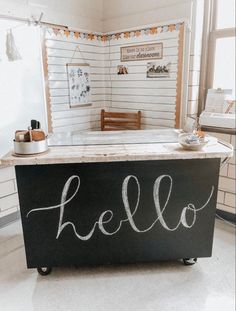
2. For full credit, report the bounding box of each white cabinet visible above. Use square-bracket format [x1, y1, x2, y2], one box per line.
[0, 166, 19, 219]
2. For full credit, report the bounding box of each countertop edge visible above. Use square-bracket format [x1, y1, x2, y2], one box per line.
[1, 148, 233, 166]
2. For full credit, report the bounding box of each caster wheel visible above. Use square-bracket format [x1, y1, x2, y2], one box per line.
[37, 267, 52, 276]
[183, 258, 197, 266]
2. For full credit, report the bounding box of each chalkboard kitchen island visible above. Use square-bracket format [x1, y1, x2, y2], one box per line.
[2, 130, 233, 275]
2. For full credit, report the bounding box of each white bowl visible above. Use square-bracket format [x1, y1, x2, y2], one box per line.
[178, 133, 208, 151]
[14, 139, 48, 155]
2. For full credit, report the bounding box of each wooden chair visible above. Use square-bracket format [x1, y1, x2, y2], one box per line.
[101, 110, 141, 131]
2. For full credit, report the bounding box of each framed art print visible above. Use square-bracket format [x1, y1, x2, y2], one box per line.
[67, 63, 91, 108]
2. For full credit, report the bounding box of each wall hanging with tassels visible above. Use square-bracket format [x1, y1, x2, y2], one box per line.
[6, 29, 22, 61]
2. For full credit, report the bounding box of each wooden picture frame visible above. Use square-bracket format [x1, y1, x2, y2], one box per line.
[41, 29, 53, 133]
[175, 23, 184, 129]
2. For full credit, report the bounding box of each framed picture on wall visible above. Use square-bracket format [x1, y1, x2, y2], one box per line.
[120, 43, 163, 62]
[66, 63, 91, 108]
[147, 62, 171, 78]
[117, 65, 129, 74]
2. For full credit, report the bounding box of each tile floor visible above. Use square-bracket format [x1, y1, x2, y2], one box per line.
[0, 219, 235, 311]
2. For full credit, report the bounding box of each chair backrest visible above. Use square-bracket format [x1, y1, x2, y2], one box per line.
[101, 110, 141, 131]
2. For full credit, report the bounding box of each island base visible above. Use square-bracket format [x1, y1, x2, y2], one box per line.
[15, 158, 220, 271]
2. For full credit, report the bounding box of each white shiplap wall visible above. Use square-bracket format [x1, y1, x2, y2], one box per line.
[105, 30, 180, 129]
[45, 27, 181, 132]
[45, 30, 107, 132]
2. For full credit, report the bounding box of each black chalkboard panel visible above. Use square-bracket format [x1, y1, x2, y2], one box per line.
[15, 158, 220, 269]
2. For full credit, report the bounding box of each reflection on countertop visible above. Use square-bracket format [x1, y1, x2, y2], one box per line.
[48, 129, 180, 146]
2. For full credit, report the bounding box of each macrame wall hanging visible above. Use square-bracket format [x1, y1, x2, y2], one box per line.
[1, 13, 43, 62]
[5, 29, 22, 61]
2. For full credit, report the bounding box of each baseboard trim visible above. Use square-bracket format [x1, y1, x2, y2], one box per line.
[216, 209, 236, 225]
[0, 211, 20, 229]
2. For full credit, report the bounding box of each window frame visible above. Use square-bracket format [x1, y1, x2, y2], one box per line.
[206, 0, 236, 91]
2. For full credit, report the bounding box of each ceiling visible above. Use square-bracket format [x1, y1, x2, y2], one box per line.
[102, 0, 191, 20]
[0, 0, 192, 32]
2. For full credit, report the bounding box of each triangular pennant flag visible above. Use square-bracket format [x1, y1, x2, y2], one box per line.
[74, 32, 80, 39]
[150, 27, 157, 34]
[53, 28, 60, 36]
[64, 30, 70, 37]
[115, 33, 121, 40]
[168, 24, 175, 32]
[88, 33, 95, 40]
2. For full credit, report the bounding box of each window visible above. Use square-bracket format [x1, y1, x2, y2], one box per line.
[207, 0, 236, 98]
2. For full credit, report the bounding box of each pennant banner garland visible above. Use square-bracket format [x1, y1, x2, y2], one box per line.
[51, 22, 183, 42]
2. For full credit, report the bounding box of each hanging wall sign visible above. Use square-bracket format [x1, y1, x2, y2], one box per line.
[66, 63, 91, 108]
[147, 62, 171, 78]
[120, 43, 163, 62]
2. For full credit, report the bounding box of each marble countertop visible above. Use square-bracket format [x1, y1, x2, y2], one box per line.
[48, 129, 180, 146]
[1, 130, 233, 166]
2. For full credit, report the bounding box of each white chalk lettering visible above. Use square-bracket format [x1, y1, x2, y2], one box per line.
[27, 174, 214, 240]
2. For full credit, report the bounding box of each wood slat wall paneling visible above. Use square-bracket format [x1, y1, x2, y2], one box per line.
[43, 30, 107, 133]
[105, 27, 183, 129]
[43, 24, 184, 132]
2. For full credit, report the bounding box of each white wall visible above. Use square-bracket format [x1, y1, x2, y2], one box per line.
[44, 22, 182, 132]
[0, 21, 46, 222]
[45, 29, 106, 132]
[103, 0, 192, 32]
[0, 0, 102, 224]
[0, 0, 104, 32]
[105, 29, 180, 129]
[214, 132, 236, 215]
[102, 0, 195, 128]
[102, 0, 205, 125]
[0, 22, 46, 157]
